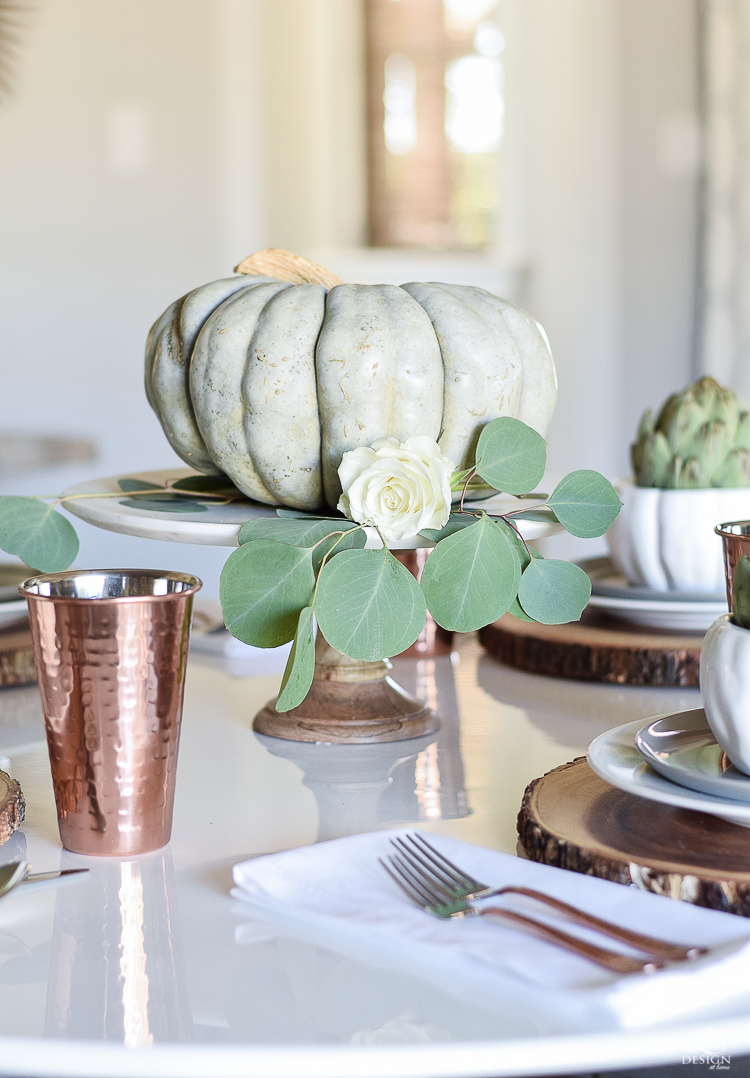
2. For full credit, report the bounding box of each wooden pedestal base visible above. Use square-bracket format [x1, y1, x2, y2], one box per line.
[518, 757, 750, 916]
[253, 633, 440, 744]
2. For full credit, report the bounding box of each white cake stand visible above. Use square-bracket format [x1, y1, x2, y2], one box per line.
[62, 468, 560, 743]
[61, 467, 559, 548]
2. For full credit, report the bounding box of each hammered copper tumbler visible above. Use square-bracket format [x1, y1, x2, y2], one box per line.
[21, 569, 201, 856]
[715, 522, 750, 610]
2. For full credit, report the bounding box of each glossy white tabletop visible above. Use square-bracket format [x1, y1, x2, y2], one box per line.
[0, 637, 747, 1078]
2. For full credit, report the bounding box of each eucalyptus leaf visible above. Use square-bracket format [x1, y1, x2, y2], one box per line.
[0, 497, 79, 573]
[220, 540, 314, 647]
[170, 475, 241, 496]
[275, 606, 316, 712]
[276, 508, 343, 521]
[475, 417, 547, 494]
[547, 471, 622, 538]
[496, 520, 543, 572]
[420, 514, 521, 631]
[517, 559, 591, 624]
[316, 548, 426, 661]
[420, 515, 480, 543]
[118, 479, 163, 492]
[507, 506, 560, 525]
[119, 496, 208, 513]
[508, 596, 535, 622]
[239, 517, 364, 572]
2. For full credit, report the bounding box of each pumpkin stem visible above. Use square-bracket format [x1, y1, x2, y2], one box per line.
[234, 248, 343, 289]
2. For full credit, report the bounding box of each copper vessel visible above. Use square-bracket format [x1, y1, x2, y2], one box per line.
[715, 522, 750, 610]
[21, 569, 201, 856]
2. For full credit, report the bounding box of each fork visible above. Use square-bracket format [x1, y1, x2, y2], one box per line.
[381, 834, 705, 975]
[391, 833, 706, 965]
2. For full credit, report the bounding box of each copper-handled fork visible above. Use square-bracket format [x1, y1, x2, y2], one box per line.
[381, 833, 707, 976]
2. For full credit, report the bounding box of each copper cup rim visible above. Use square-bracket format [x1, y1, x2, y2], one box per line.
[19, 567, 202, 603]
[715, 521, 750, 538]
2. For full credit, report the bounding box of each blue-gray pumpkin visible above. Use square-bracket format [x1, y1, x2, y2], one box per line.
[145, 249, 557, 512]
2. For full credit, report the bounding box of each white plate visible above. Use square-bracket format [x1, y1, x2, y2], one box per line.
[62, 469, 561, 550]
[635, 709, 750, 803]
[587, 718, 750, 828]
[580, 557, 726, 631]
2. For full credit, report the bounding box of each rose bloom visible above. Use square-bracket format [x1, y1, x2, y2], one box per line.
[337, 436, 455, 543]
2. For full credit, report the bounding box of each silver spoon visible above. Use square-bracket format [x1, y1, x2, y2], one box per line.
[0, 861, 88, 899]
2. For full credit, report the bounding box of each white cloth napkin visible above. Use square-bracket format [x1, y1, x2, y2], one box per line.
[231, 829, 750, 1034]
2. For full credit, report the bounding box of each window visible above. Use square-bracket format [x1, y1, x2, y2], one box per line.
[366, 0, 503, 250]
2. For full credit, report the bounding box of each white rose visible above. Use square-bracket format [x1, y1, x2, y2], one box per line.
[337, 436, 455, 543]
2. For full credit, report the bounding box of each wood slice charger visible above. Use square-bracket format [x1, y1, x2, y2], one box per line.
[518, 758, 750, 916]
[480, 611, 702, 687]
[0, 626, 36, 687]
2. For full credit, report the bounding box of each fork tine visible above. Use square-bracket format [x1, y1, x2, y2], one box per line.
[379, 858, 427, 909]
[399, 835, 469, 892]
[391, 839, 459, 899]
[389, 852, 447, 907]
[410, 833, 486, 892]
[386, 853, 438, 907]
[390, 847, 456, 903]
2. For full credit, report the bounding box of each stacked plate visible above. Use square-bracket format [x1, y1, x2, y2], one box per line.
[581, 557, 727, 632]
[0, 564, 31, 630]
[588, 709, 750, 828]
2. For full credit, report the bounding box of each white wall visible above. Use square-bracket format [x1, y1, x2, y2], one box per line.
[501, 0, 698, 484]
[0, 0, 264, 596]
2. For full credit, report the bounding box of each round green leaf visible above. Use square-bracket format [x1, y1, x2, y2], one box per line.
[316, 548, 426, 661]
[118, 479, 163, 492]
[508, 596, 535, 622]
[420, 515, 479, 543]
[420, 515, 521, 632]
[239, 517, 364, 572]
[507, 506, 559, 525]
[0, 497, 79, 573]
[517, 559, 591, 624]
[220, 540, 314, 647]
[475, 417, 547, 494]
[546, 471, 622, 538]
[171, 475, 240, 496]
[275, 606, 316, 712]
[120, 496, 208, 513]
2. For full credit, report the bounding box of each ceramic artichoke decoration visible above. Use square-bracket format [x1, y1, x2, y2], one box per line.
[609, 376, 750, 592]
[145, 249, 558, 512]
[631, 376, 750, 490]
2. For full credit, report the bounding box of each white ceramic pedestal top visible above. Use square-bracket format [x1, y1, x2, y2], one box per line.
[0, 638, 746, 1078]
[61, 469, 561, 549]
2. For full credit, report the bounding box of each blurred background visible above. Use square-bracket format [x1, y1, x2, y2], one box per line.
[0, 0, 744, 596]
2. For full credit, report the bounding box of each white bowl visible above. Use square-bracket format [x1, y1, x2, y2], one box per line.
[700, 614, 750, 776]
[607, 479, 750, 593]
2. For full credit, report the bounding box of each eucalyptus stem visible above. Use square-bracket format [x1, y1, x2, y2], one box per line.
[310, 524, 366, 608]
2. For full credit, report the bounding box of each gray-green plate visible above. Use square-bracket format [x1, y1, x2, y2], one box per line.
[635, 709, 750, 803]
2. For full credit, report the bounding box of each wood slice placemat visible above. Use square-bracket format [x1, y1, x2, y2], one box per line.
[480, 611, 702, 686]
[518, 757, 750, 916]
[0, 769, 25, 845]
[0, 626, 36, 687]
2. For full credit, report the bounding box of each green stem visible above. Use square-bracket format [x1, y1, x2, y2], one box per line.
[501, 514, 533, 561]
[458, 468, 477, 514]
[310, 524, 366, 608]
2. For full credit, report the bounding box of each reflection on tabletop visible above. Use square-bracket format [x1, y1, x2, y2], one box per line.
[476, 650, 701, 753]
[258, 652, 470, 842]
[43, 849, 191, 1044]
